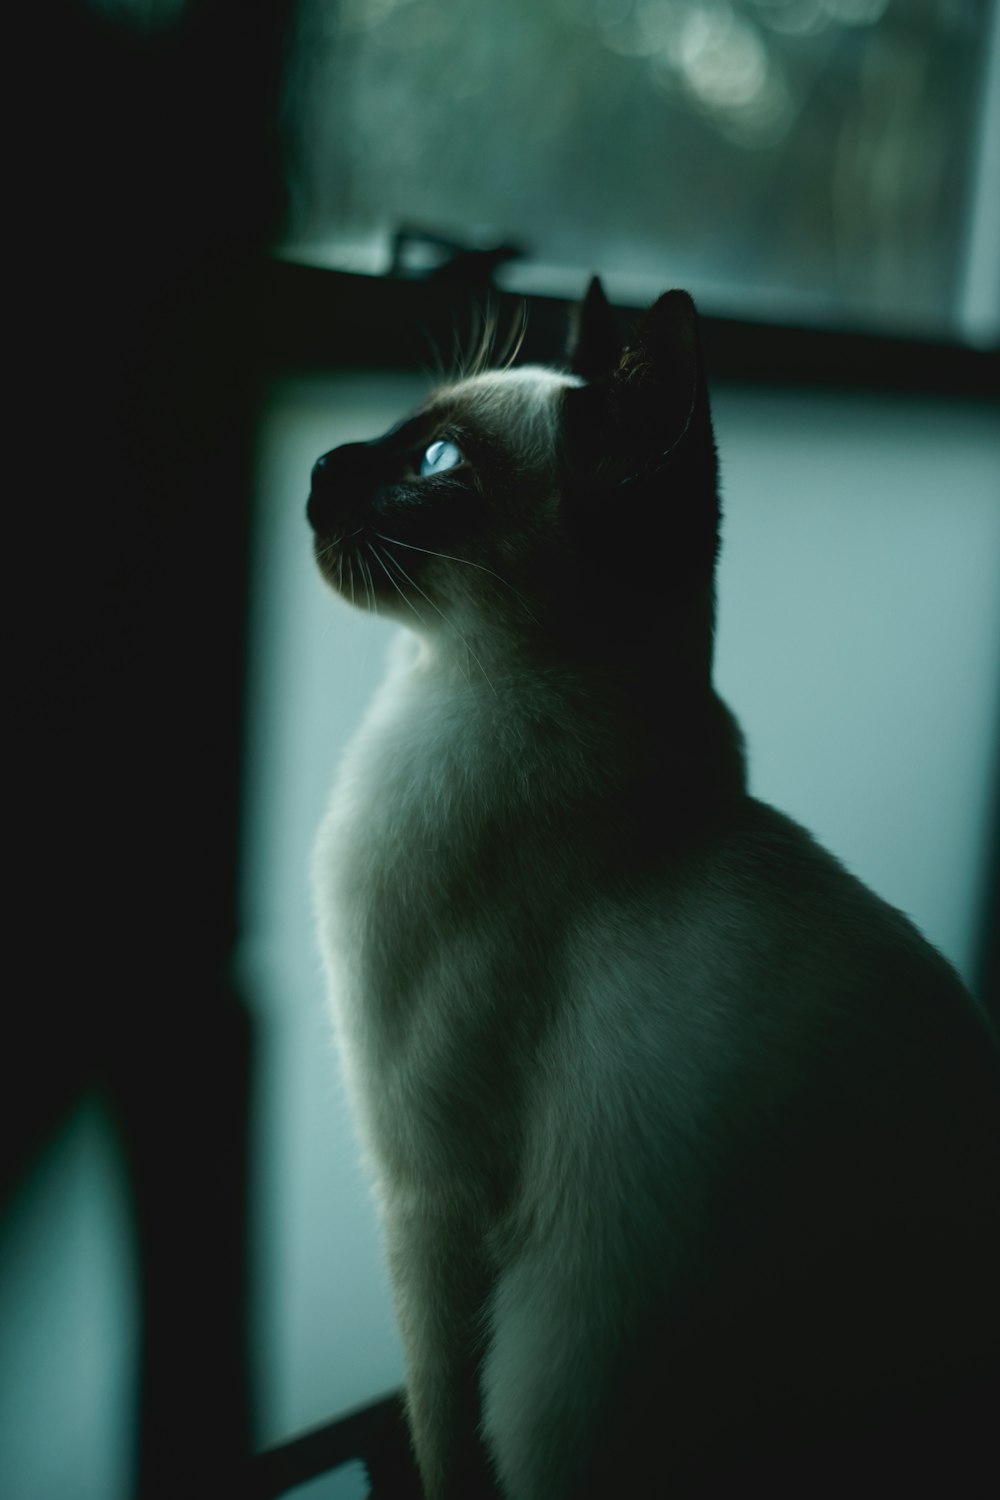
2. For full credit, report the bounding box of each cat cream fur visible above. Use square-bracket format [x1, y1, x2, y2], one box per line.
[310, 295, 1000, 1498]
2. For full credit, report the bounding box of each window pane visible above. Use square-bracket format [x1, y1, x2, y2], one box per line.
[281, 0, 996, 341]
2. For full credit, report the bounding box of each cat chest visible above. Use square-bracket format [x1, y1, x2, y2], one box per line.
[318, 799, 554, 1185]
[331, 838, 547, 1058]
[336, 913, 535, 1193]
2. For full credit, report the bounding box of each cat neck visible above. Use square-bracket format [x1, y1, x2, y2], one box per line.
[411, 564, 720, 693]
[387, 613, 748, 841]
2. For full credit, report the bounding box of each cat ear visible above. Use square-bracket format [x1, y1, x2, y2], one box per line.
[561, 289, 718, 578]
[564, 289, 713, 486]
[611, 290, 705, 463]
[567, 276, 621, 382]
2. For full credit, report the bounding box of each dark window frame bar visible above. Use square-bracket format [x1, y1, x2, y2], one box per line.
[255, 257, 999, 397]
[246, 1391, 420, 1498]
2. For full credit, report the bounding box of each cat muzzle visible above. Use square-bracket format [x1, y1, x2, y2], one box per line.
[307, 442, 379, 536]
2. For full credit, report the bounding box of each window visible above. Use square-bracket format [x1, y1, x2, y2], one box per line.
[281, 0, 999, 343]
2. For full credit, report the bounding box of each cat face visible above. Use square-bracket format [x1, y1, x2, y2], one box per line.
[307, 281, 719, 656]
[307, 363, 578, 629]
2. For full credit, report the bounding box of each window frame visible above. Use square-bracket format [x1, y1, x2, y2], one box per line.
[257, 256, 999, 397]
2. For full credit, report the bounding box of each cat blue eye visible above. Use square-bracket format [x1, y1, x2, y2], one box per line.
[419, 439, 462, 477]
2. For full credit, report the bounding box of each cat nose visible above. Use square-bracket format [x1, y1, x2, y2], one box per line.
[308, 442, 373, 533]
[310, 444, 367, 490]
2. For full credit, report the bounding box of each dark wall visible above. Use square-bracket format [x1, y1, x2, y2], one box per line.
[9, 3, 294, 1492]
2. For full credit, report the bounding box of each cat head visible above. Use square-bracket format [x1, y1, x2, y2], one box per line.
[307, 278, 719, 675]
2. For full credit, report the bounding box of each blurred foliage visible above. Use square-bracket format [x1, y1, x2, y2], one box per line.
[281, 0, 992, 334]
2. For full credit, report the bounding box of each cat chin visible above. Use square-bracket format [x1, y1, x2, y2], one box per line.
[315, 544, 432, 628]
[312, 536, 370, 604]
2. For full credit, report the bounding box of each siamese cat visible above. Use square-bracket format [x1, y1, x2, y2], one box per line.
[308, 281, 1000, 1498]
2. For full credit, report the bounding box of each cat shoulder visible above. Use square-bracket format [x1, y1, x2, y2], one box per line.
[559, 793, 988, 1090]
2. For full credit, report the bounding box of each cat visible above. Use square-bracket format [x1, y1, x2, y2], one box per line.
[307, 279, 1000, 1498]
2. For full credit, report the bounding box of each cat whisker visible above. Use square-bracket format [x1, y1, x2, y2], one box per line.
[374, 544, 495, 696]
[360, 547, 380, 617]
[358, 550, 378, 615]
[353, 549, 366, 610]
[317, 528, 364, 572]
[374, 531, 541, 628]
[369, 544, 440, 653]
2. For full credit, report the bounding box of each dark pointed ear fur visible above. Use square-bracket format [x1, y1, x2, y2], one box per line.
[564, 289, 713, 482]
[567, 276, 621, 382]
[562, 289, 719, 574]
[613, 290, 705, 459]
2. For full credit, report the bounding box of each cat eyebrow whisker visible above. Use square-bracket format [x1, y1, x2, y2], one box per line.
[450, 322, 466, 382]
[373, 532, 540, 628]
[497, 299, 529, 373]
[470, 303, 498, 380]
[374, 543, 495, 696]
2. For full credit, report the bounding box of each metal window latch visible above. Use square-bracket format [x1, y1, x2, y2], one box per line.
[389, 224, 525, 290]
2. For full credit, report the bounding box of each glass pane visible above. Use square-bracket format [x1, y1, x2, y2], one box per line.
[281, 0, 997, 340]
